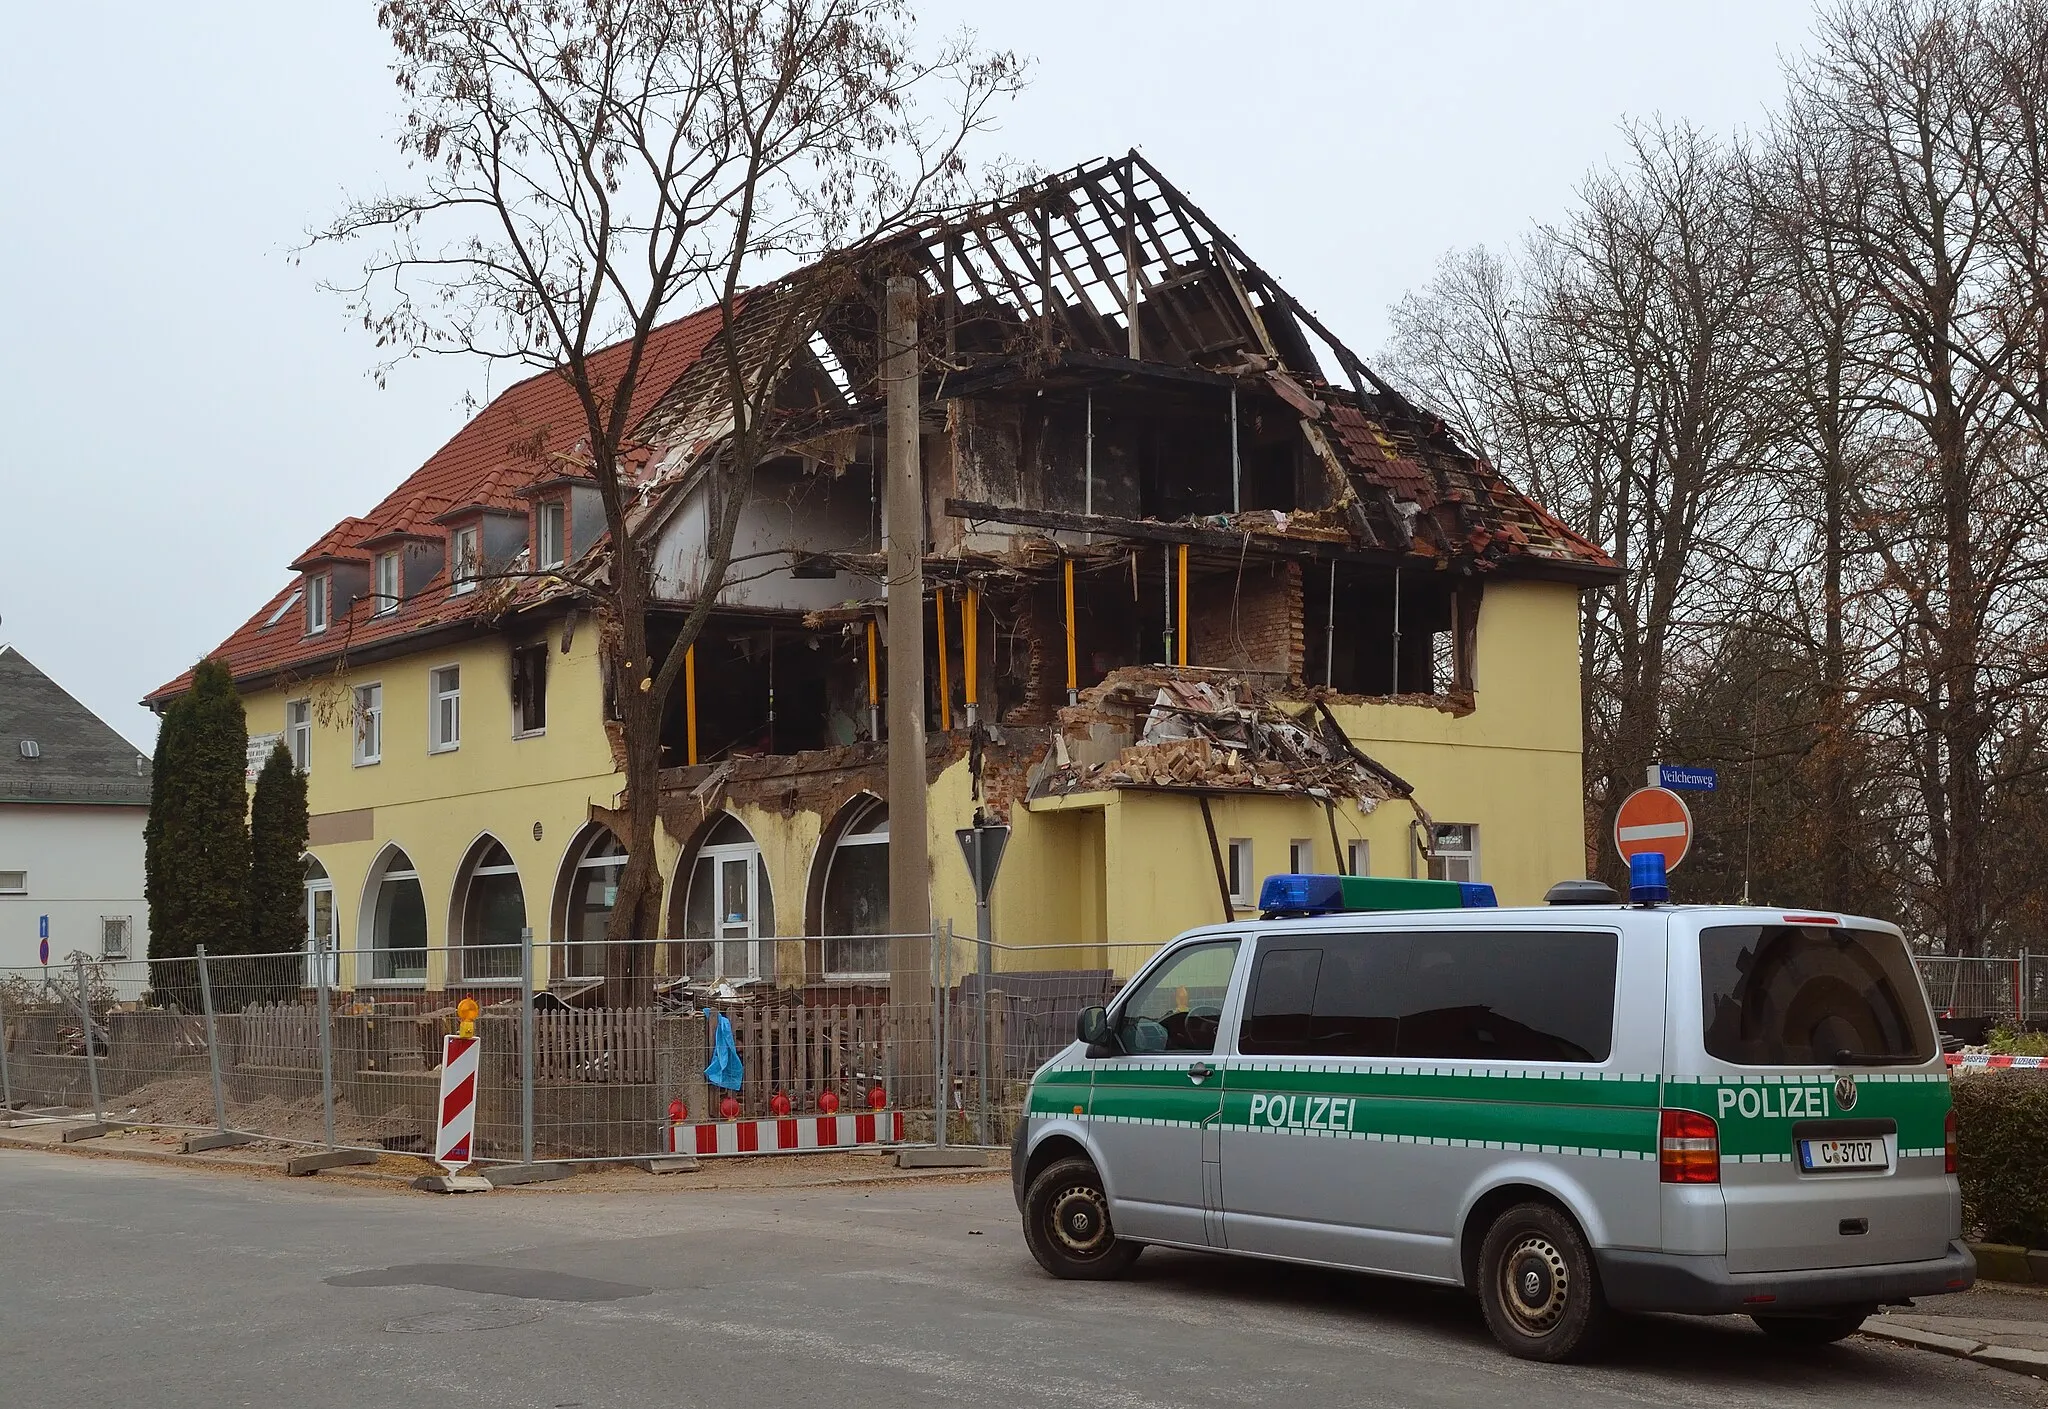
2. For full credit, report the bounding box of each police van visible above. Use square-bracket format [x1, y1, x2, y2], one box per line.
[1009, 867, 1972, 1361]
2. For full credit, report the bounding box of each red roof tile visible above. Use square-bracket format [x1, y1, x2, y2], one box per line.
[152, 306, 732, 701]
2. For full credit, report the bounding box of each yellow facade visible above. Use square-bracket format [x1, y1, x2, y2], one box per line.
[245, 627, 640, 989]
[250, 578, 1586, 990]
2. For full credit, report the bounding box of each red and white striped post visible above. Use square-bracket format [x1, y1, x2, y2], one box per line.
[434, 1032, 481, 1170]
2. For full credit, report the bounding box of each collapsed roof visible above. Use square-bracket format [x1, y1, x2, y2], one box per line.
[154, 152, 1611, 705]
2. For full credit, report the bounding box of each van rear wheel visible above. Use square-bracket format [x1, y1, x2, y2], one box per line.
[1476, 1202, 1609, 1362]
[1022, 1157, 1141, 1281]
[1751, 1307, 1874, 1344]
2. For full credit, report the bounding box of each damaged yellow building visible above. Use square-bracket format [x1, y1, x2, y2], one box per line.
[150, 153, 1614, 995]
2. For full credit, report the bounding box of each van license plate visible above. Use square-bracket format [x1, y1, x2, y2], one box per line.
[1798, 1138, 1887, 1173]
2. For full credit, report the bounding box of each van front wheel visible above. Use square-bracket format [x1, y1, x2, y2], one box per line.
[1022, 1157, 1141, 1281]
[1476, 1202, 1609, 1362]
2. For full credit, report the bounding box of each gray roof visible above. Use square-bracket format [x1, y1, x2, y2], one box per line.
[0, 646, 150, 806]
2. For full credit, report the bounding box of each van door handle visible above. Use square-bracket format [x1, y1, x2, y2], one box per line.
[1188, 1061, 1213, 1084]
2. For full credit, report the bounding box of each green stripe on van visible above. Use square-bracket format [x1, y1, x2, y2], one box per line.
[1662, 1074, 1951, 1156]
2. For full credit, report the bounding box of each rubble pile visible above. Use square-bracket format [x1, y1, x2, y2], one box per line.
[1036, 672, 1398, 807]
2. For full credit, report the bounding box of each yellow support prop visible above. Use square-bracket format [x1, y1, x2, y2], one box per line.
[963, 588, 979, 707]
[935, 586, 952, 732]
[685, 643, 698, 766]
[1064, 558, 1079, 697]
[1177, 543, 1189, 667]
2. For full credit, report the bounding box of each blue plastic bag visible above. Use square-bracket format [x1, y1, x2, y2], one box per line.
[704, 1011, 743, 1091]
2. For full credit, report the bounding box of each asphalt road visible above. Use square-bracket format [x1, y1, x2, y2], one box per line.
[2, 1149, 2043, 1409]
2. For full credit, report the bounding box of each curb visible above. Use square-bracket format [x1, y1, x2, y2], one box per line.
[0, 1131, 420, 1189]
[1862, 1321, 2048, 1378]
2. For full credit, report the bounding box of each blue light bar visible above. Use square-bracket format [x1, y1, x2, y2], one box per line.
[1256, 874, 1499, 916]
[1256, 873, 1346, 915]
[1629, 852, 1669, 905]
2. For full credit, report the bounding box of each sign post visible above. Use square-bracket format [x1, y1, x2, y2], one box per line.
[1615, 786, 1695, 871]
[955, 823, 1010, 1145]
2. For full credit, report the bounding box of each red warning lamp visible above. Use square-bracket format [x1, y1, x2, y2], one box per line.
[867, 1086, 887, 1111]
[718, 1093, 741, 1120]
[818, 1090, 841, 1114]
[667, 1099, 687, 1123]
[769, 1091, 792, 1117]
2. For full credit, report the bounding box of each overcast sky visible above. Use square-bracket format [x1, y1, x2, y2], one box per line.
[0, 1, 1819, 751]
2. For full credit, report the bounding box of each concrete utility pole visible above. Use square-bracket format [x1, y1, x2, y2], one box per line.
[883, 275, 933, 1100]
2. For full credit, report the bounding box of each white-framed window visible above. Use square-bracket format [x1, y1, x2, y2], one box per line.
[449, 525, 480, 594]
[100, 917, 131, 959]
[0, 870, 25, 895]
[373, 552, 401, 615]
[820, 797, 889, 976]
[1347, 839, 1370, 878]
[537, 500, 566, 570]
[286, 699, 312, 773]
[369, 848, 427, 983]
[560, 831, 625, 981]
[304, 574, 328, 634]
[1226, 838, 1254, 906]
[353, 683, 383, 766]
[429, 665, 461, 752]
[512, 642, 548, 736]
[458, 840, 526, 983]
[682, 814, 776, 983]
[1427, 823, 1480, 883]
[1289, 838, 1315, 874]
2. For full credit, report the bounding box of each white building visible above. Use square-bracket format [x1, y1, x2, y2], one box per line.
[0, 646, 150, 972]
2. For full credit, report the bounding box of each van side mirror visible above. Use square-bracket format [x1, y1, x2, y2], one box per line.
[1076, 1005, 1115, 1051]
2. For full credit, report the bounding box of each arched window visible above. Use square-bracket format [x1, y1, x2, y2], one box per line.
[560, 830, 624, 981]
[456, 839, 526, 982]
[367, 847, 427, 983]
[681, 813, 775, 983]
[302, 856, 335, 989]
[820, 797, 888, 976]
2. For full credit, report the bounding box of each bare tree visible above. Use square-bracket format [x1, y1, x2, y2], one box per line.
[1388, 122, 1780, 887]
[310, 0, 1021, 997]
[1792, 0, 2048, 953]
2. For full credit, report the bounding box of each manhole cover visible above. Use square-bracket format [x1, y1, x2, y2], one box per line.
[386, 1306, 545, 1334]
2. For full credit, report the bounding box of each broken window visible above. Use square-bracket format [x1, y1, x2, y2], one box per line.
[512, 643, 548, 736]
[1302, 566, 1477, 698]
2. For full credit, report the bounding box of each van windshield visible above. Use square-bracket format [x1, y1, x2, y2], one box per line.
[1699, 924, 1935, 1066]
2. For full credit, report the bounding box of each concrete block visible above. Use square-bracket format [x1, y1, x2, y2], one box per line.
[412, 1173, 494, 1194]
[1973, 1345, 2048, 1378]
[180, 1131, 257, 1154]
[481, 1162, 578, 1187]
[284, 1148, 379, 1176]
[1862, 1322, 1985, 1356]
[896, 1147, 987, 1169]
[633, 1156, 701, 1175]
[1969, 1242, 2035, 1284]
[60, 1123, 120, 1143]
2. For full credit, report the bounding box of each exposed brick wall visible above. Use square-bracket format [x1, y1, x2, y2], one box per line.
[1186, 559, 1302, 680]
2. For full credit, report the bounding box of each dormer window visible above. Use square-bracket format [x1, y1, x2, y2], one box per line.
[304, 574, 329, 634]
[373, 551, 401, 615]
[537, 500, 566, 570]
[450, 525, 480, 595]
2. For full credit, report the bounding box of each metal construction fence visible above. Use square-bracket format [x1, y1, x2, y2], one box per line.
[0, 934, 1163, 1165]
[1914, 953, 2041, 1028]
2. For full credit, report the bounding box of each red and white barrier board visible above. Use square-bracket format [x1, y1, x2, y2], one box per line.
[435, 1034, 480, 1169]
[668, 1109, 905, 1156]
[1946, 1052, 2048, 1070]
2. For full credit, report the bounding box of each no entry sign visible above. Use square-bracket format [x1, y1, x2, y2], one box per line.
[1615, 786, 1694, 870]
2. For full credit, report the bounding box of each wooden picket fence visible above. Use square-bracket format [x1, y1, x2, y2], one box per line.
[719, 1000, 891, 1114]
[532, 1007, 655, 1083]
[236, 1001, 322, 1069]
